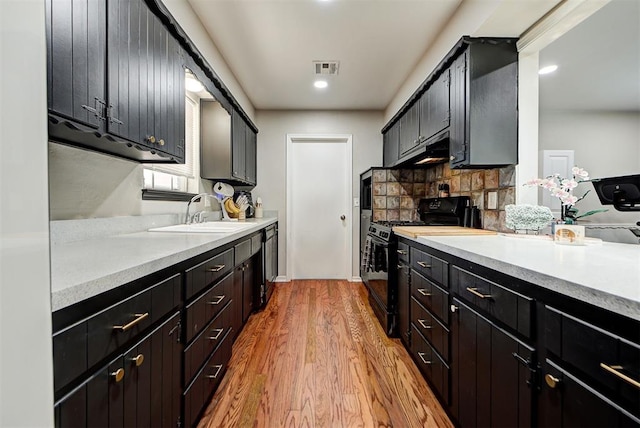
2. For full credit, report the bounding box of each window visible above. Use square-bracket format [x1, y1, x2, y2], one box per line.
[143, 94, 198, 193]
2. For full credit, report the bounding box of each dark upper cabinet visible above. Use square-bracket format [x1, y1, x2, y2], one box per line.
[245, 126, 257, 185]
[107, 0, 185, 159]
[449, 41, 518, 169]
[399, 102, 420, 156]
[46, 0, 185, 163]
[382, 121, 400, 167]
[419, 69, 450, 143]
[46, 0, 106, 130]
[201, 102, 257, 186]
[381, 37, 517, 169]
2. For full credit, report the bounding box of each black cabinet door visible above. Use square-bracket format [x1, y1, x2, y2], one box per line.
[450, 52, 467, 168]
[232, 110, 246, 181]
[232, 267, 243, 340]
[245, 126, 257, 185]
[46, 0, 106, 129]
[399, 103, 420, 156]
[243, 259, 255, 323]
[107, 0, 185, 159]
[451, 298, 534, 428]
[541, 359, 640, 428]
[398, 263, 411, 347]
[383, 122, 400, 167]
[419, 69, 450, 142]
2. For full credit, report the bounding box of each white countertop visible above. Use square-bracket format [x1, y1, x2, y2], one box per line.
[50, 217, 277, 312]
[413, 234, 640, 321]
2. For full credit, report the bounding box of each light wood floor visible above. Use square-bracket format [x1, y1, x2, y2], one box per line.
[198, 280, 453, 428]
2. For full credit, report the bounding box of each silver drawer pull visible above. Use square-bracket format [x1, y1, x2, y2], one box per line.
[417, 352, 432, 365]
[207, 296, 225, 305]
[600, 363, 640, 389]
[207, 328, 224, 340]
[417, 261, 431, 269]
[396, 249, 407, 255]
[207, 264, 225, 272]
[466, 287, 492, 299]
[418, 319, 432, 330]
[417, 289, 432, 297]
[206, 364, 223, 380]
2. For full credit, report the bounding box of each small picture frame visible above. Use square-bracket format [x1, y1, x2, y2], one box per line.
[554, 224, 585, 245]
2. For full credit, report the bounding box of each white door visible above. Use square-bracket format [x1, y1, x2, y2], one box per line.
[287, 135, 352, 279]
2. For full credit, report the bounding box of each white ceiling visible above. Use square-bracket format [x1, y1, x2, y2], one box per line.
[187, 0, 560, 111]
[539, 0, 640, 112]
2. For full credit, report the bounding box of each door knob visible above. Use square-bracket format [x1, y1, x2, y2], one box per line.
[340, 215, 346, 220]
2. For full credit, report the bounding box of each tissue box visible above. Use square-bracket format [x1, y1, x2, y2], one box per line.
[554, 225, 585, 245]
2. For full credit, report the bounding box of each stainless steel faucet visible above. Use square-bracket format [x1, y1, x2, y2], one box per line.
[185, 193, 209, 224]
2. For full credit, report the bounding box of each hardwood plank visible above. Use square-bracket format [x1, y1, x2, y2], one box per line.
[198, 280, 453, 428]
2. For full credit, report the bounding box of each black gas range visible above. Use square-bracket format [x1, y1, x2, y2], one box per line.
[362, 196, 469, 336]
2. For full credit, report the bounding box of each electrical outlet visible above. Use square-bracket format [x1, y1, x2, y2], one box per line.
[487, 191, 498, 210]
[354, 198, 360, 207]
[204, 195, 211, 207]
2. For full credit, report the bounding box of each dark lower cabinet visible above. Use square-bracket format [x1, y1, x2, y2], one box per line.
[540, 359, 640, 427]
[397, 262, 411, 346]
[54, 312, 181, 428]
[451, 298, 534, 428]
[411, 324, 450, 405]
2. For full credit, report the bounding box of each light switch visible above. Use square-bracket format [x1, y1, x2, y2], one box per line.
[487, 191, 498, 210]
[354, 198, 360, 207]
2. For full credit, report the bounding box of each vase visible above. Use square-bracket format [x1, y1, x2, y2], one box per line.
[561, 205, 576, 224]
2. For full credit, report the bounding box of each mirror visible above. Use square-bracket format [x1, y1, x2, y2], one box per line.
[538, 0, 640, 225]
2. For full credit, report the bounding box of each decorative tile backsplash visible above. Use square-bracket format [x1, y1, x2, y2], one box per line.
[371, 164, 516, 231]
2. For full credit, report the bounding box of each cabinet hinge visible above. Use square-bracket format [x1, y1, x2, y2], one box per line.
[169, 321, 181, 343]
[81, 98, 107, 121]
[176, 416, 182, 428]
[512, 352, 538, 388]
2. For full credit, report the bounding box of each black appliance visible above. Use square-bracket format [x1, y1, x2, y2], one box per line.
[259, 224, 277, 308]
[591, 174, 640, 212]
[361, 196, 469, 336]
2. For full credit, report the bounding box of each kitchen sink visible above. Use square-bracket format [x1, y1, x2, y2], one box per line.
[149, 221, 255, 233]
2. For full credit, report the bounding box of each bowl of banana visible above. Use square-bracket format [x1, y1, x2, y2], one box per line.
[223, 197, 243, 218]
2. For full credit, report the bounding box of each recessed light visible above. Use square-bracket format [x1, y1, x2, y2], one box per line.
[314, 80, 328, 89]
[538, 65, 558, 75]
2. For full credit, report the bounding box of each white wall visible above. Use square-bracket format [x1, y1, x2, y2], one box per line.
[539, 110, 640, 223]
[253, 110, 384, 280]
[0, 0, 54, 425]
[162, 0, 255, 121]
[385, 0, 502, 121]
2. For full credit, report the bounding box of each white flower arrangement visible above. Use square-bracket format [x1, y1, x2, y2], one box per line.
[525, 167, 606, 222]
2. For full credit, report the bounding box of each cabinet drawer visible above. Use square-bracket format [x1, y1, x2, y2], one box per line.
[411, 324, 450, 405]
[251, 233, 262, 256]
[411, 270, 449, 325]
[184, 301, 232, 385]
[183, 331, 232, 428]
[84, 274, 180, 374]
[235, 239, 251, 265]
[396, 242, 409, 263]
[451, 266, 532, 338]
[186, 248, 233, 300]
[541, 359, 640, 427]
[411, 297, 449, 361]
[545, 306, 640, 418]
[185, 272, 233, 344]
[410, 247, 448, 287]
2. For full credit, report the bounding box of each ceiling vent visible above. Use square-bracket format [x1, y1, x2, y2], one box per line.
[313, 61, 339, 76]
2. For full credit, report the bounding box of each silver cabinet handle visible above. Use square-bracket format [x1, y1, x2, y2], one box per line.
[207, 328, 224, 340]
[417, 352, 432, 365]
[207, 264, 225, 272]
[207, 296, 225, 305]
[206, 364, 223, 380]
[418, 319, 432, 330]
[466, 287, 492, 299]
[417, 261, 431, 269]
[417, 289, 431, 297]
[396, 249, 407, 255]
[450, 304, 459, 313]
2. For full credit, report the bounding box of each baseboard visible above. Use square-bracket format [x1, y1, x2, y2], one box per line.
[275, 275, 288, 282]
[351, 276, 362, 282]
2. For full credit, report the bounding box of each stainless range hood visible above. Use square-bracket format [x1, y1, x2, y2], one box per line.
[399, 132, 450, 167]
